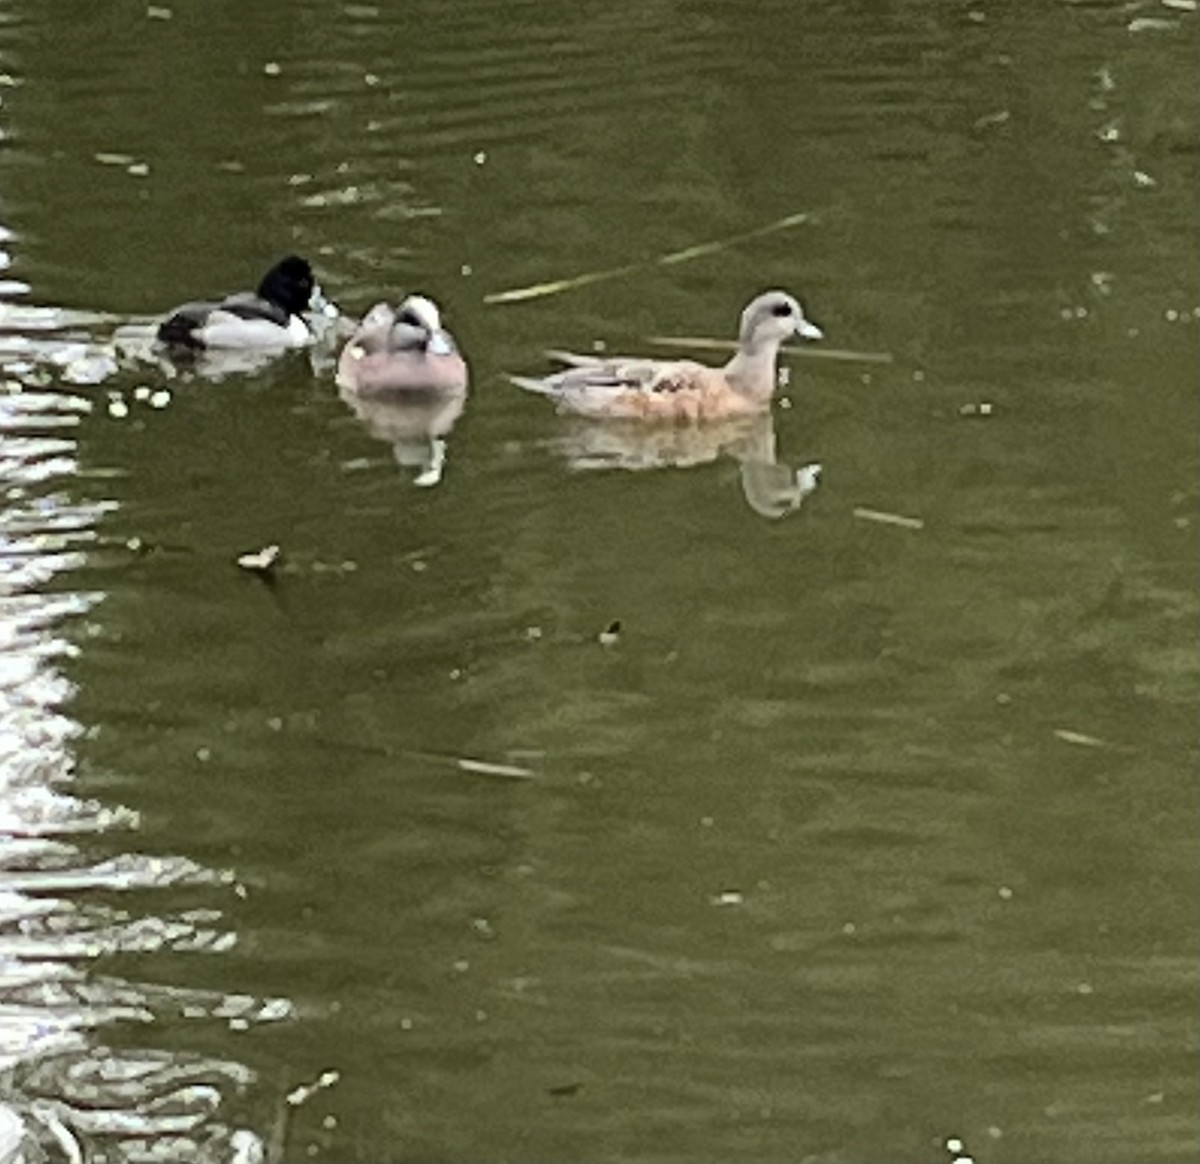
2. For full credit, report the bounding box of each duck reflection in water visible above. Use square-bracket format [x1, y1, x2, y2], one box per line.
[335, 295, 468, 487]
[550, 410, 821, 518]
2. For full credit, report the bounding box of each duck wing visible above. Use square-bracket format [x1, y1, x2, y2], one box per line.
[156, 299, 223, 346]
[156, 290, 292, 347]
[511, 357, 714, 418]
[535, 357, 703, 392]
[215, 291, 290, 327]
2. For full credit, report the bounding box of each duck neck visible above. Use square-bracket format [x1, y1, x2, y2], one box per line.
[723, 339, 781, 403]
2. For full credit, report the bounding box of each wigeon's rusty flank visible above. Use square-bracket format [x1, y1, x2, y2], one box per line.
[509, 290, 822, 422]
[336, 294, 468, 400]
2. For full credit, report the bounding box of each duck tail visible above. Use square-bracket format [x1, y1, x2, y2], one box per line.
[156, 309, 203, 348]
[507, 374, 561, 397]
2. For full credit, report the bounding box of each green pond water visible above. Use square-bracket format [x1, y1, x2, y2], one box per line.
[0, 2, 1196, 1162]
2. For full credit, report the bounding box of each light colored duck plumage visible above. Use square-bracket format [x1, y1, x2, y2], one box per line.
[511, 290, 822, 421]
[336, 295, 468, 399]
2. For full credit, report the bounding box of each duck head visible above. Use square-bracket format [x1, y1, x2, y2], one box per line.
[738, 290, 823, 352]
[392, 294, 457, 355]
[257, 255, 337, 318]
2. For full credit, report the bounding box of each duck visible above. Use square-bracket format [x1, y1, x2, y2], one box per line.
[156, 255, 336, 350]
[335, 295, 468, 487]
[509, 290, 822, 421]
[335, 294, 468, 398]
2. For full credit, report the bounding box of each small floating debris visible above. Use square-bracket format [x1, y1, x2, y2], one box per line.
[958, 402, 994, 417]
[972, 108, 1011, 132]
[485, 263, 640, 305]
[711, 891, 744, 907]
[598, 620, 622, 647]
[286, 1070, 340, 1108]
[547, 1082, 583, 1098]
[236, 544, 281, 575]
[455, 757, 536, 781]
[853, 507, 925, 530]
[146, 4, 173, 17]
[945, 1136, 976, 1164]
[1053, 728, 1107, 748]
[1133, 170, 1157, 188]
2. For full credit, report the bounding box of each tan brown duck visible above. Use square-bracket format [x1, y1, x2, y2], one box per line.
[510, 290, 822, 421]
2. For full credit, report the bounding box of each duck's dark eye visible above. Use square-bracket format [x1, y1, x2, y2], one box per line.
[771, 302, 794, 317]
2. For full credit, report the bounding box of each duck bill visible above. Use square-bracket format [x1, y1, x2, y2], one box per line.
[796, 318, 823, 342]
[426, 330, 454, 356]
[310, 284, 340, 319]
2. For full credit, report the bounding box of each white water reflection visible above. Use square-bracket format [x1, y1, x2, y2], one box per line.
[0, 285, 285, 1162]
[1, 301, 347, 389]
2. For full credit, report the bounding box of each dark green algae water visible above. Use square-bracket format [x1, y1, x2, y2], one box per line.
[0, 2, 1196, 1161]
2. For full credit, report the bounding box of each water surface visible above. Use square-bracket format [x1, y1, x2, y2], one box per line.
[0, 2, 1196, 1161]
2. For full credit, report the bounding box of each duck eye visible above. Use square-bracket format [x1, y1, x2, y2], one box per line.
[771, 302, 794, 318]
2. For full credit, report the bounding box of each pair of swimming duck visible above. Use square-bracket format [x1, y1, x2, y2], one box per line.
[155, 255, 824, 421]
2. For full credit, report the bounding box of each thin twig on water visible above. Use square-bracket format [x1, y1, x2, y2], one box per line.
[485, 211, 816, 305]
[647, 335, 894, 365]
